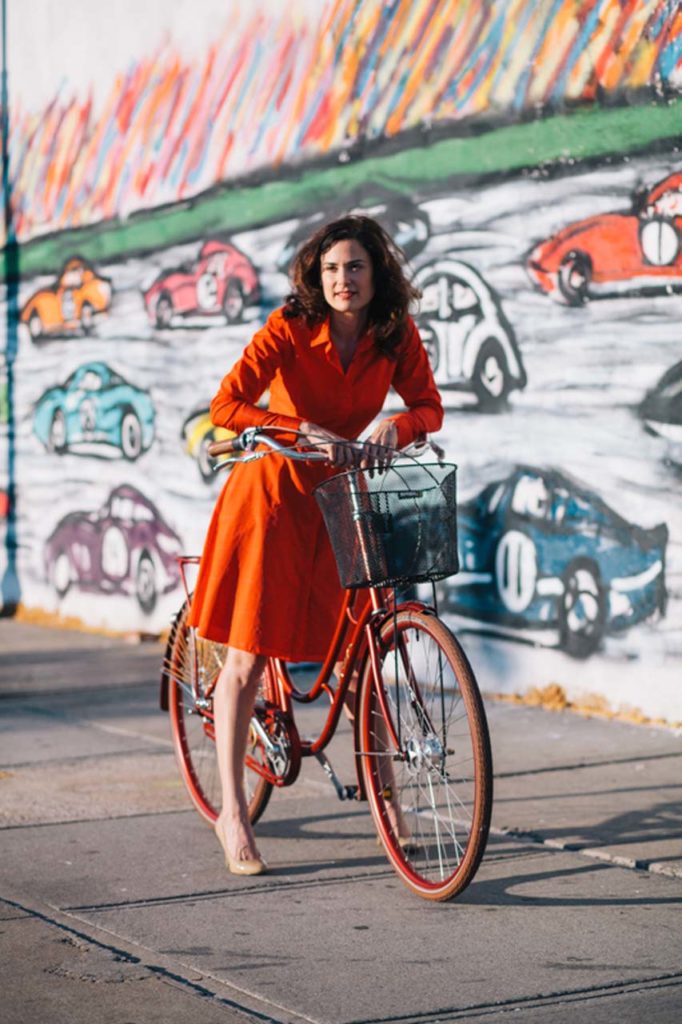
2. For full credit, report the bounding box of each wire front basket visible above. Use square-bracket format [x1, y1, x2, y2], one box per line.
[314, 462, 459, 589]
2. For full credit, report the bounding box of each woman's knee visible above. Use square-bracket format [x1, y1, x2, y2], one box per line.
[223, 649, 267, 694]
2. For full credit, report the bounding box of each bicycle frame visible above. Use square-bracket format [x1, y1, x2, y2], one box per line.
[160, 554, 428, 799]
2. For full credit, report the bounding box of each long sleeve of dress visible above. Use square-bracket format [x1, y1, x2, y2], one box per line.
[385, 319, 444, 448]
[209, 313, 303, 435]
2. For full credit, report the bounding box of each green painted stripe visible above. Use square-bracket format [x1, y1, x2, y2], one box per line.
[10, 99, 682, 279]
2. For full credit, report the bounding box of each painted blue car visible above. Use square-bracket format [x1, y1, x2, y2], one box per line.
[439, 466, 667, 658]
[33, 362, 155, 460]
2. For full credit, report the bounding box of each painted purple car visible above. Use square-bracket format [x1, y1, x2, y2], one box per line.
[44, 484, 182, 613]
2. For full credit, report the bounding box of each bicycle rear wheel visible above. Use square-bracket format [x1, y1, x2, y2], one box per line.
[166, 599, 273, 826]
[358, 608, 492, 901]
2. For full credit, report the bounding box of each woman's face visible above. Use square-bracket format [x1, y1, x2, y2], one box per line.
[320, 238, 374, 315]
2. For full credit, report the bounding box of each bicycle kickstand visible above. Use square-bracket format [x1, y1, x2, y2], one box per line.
[312, 749, 358, 801]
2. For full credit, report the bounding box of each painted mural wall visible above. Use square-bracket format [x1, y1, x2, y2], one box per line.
[2, 0, 681, 721]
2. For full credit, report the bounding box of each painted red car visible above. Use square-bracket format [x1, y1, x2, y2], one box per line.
[143, 240, 260, 328]
[527, 173, 682, 305]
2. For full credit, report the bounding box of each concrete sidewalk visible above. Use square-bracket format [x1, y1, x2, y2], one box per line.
[1, 619, 681, 1024]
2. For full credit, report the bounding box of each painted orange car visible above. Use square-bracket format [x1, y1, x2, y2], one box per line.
[21, 257, 112, 340]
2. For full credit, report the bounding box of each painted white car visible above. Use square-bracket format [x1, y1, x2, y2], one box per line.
[414, 258, 526, 410]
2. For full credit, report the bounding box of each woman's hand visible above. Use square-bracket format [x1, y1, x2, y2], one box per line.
[360, 419, 398, 474]
[299, 421, 358, 467]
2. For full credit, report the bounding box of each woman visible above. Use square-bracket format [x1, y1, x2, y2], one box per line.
[189, 215, 443, 874]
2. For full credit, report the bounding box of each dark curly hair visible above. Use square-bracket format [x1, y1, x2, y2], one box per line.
[284, 214, 420, 359]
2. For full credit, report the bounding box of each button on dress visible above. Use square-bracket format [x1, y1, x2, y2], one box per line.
[188, 307, 443, 662]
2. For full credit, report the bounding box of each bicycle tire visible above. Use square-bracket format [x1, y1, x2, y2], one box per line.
[166, 599, 273, 826]
[358, 608, 492, 901]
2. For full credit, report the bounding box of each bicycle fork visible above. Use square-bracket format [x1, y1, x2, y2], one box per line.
[365, 614, 449, 775]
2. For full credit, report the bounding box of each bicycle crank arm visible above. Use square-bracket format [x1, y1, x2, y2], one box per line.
[249, 712, 290, 780]
[249, 714, 279, 756]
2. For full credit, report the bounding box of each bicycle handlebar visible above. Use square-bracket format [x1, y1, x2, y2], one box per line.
[207, 426, 331, 465]
[207, 425, 444, 472]
[207, 437, 243, 456]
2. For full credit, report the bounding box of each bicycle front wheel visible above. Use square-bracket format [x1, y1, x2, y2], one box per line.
[358, 608, 492, 901]
[166, 599, 273, 826]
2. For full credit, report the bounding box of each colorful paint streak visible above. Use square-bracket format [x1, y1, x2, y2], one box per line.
[5, 0, 682, 243]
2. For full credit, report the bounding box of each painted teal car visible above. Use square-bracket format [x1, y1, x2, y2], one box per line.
[438, 466, 667, 658]
[33, 362, 155, 460]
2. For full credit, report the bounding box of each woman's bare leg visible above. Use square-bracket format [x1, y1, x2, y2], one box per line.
[213, 647, 267, 861]
[338, 662, 410, 841]
[373, 711, 411, 840]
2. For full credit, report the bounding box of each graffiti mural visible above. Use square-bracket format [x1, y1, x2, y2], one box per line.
[527, 172, 682, 304]
[2, 0, 682, 720]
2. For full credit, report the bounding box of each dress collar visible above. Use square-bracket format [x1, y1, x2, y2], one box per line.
[309, 318, 331, 348]
[309, 316, 374, 353]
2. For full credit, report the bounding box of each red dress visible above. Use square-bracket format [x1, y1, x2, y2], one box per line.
[188, 307, 443, 661]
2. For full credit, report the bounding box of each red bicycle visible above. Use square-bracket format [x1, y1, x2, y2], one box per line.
[160, 427, 492, 901]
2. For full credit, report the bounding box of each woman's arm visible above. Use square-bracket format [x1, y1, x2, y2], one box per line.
[368, 318, 444, 450]
[209, 311, 303, 435]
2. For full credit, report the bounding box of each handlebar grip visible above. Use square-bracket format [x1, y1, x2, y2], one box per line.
[207, 438, 241, 457]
